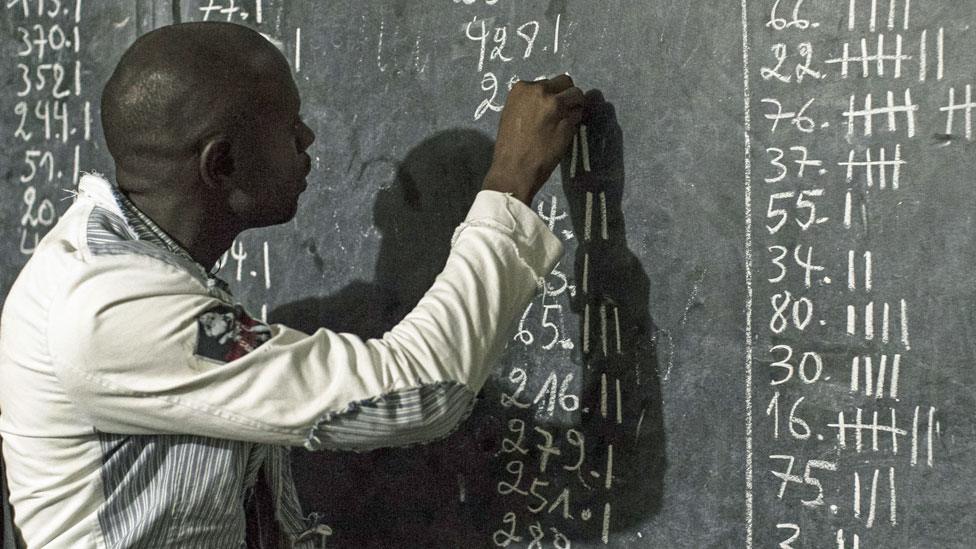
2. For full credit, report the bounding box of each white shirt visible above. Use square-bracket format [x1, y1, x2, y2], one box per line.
[0, 173, 562, 548]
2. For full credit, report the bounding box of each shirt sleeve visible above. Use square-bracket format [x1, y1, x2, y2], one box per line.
[48, 191, 563, 451]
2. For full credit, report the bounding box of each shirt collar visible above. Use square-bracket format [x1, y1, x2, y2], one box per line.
[77, 172, 230, 287]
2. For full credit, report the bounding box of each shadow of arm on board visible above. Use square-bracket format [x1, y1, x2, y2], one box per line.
[483, 90, 665, 545]
[560, 89, 667, 540]
[270, 97, 667, 545]
[270, 128, 502, 548]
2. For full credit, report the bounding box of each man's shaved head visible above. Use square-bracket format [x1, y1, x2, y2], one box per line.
[101, 22, 290, 189]
[98, 22, 315, 267]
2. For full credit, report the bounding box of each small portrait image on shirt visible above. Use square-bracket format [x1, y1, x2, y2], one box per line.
[195, 303, 272, 363]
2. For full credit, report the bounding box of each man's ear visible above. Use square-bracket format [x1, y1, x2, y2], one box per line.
[199, 136, 235, 190]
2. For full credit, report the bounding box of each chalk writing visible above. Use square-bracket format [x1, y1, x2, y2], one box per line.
[6, 0, 89, 255]
[745, 0, 946, 545]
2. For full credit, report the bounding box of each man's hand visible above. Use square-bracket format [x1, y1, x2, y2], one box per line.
[483, 75, 584, 205]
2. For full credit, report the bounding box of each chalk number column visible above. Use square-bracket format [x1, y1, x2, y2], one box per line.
[747, 0, 948, 547]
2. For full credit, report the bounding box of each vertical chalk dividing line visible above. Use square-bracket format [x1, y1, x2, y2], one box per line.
[919, 29, 927, 81]
[864, 357, 874, 396]
[881, 302, 890, 343]
[570, 133, 579, 178]
[894, 34, 904, 78]
[613, 305, 622, 354]
[599, 192, 609, 239]
[740, 0, 755, 545]
[73, 144, 80, 186]
[939, 87, 956, 135]
[600, 302, 608, 356]
[84, 101, 91, 141]
[890, 354, 901, 399]
[911, 405, 919, 465]
[900, 299, 910, 349]
[256, 0, 262, 24]
[584, 192, 593, 241]
[844, 191, 853, 227]
[904, 88, 916, 137]
[967, 85, 973, 141]
[836, 411, 848, 447]
[865, 250, 873, 289]
[927, 406, 935, 466]
[848, 250, 856, 289]
[262, 241, 271, 289]
[295, 27, 302, 71]
[866, 468, 880, 527]
[615, 378, 623, 424]
[889, 467, 897, 524]
[871, 410, 879, 450]
[583, 303, 591, 354]
[875, 355, 887, 397]
[582, 253, 590, 293]
[554, 13, 561, 53]
[891, 408, 899, 453]
[865, 301, 874, 340]
[600, 373, 608, 418]
[580, 125, 591, 172]
[74, 60, 82, 96]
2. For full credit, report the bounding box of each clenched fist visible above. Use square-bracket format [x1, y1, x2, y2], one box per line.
[482, 75, 584, 205]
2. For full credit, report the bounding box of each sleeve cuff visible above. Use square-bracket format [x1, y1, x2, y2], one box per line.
[451, 190, 565, 281]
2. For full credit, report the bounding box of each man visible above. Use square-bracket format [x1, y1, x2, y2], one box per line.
[0, 21, 582, 548]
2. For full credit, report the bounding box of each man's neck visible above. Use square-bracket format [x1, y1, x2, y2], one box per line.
[125, 188, 239, 271]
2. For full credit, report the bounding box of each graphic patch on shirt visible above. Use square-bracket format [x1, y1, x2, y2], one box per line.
[195, 304, 272, 363]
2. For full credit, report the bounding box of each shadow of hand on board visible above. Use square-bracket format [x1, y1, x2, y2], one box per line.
[270, 93, 665, 547]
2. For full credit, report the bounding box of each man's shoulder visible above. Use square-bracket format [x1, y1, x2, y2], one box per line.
[26, 173, 214, 288]
[51, 195, 203, 271]
[4, 196, 211, 332]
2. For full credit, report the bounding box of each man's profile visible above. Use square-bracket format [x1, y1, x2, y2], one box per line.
[0, 21, 582, 548]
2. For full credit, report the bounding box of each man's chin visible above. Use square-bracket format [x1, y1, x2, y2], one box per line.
[273, 203, 300, 225]
[249, 202, 300, 228]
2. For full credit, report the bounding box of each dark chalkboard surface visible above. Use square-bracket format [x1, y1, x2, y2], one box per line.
[2, 1, 974, 547]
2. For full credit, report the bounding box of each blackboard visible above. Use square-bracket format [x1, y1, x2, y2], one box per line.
[2, 1, 974, 547]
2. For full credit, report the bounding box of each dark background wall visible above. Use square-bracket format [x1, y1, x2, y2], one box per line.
[1, 1, 973, 547]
